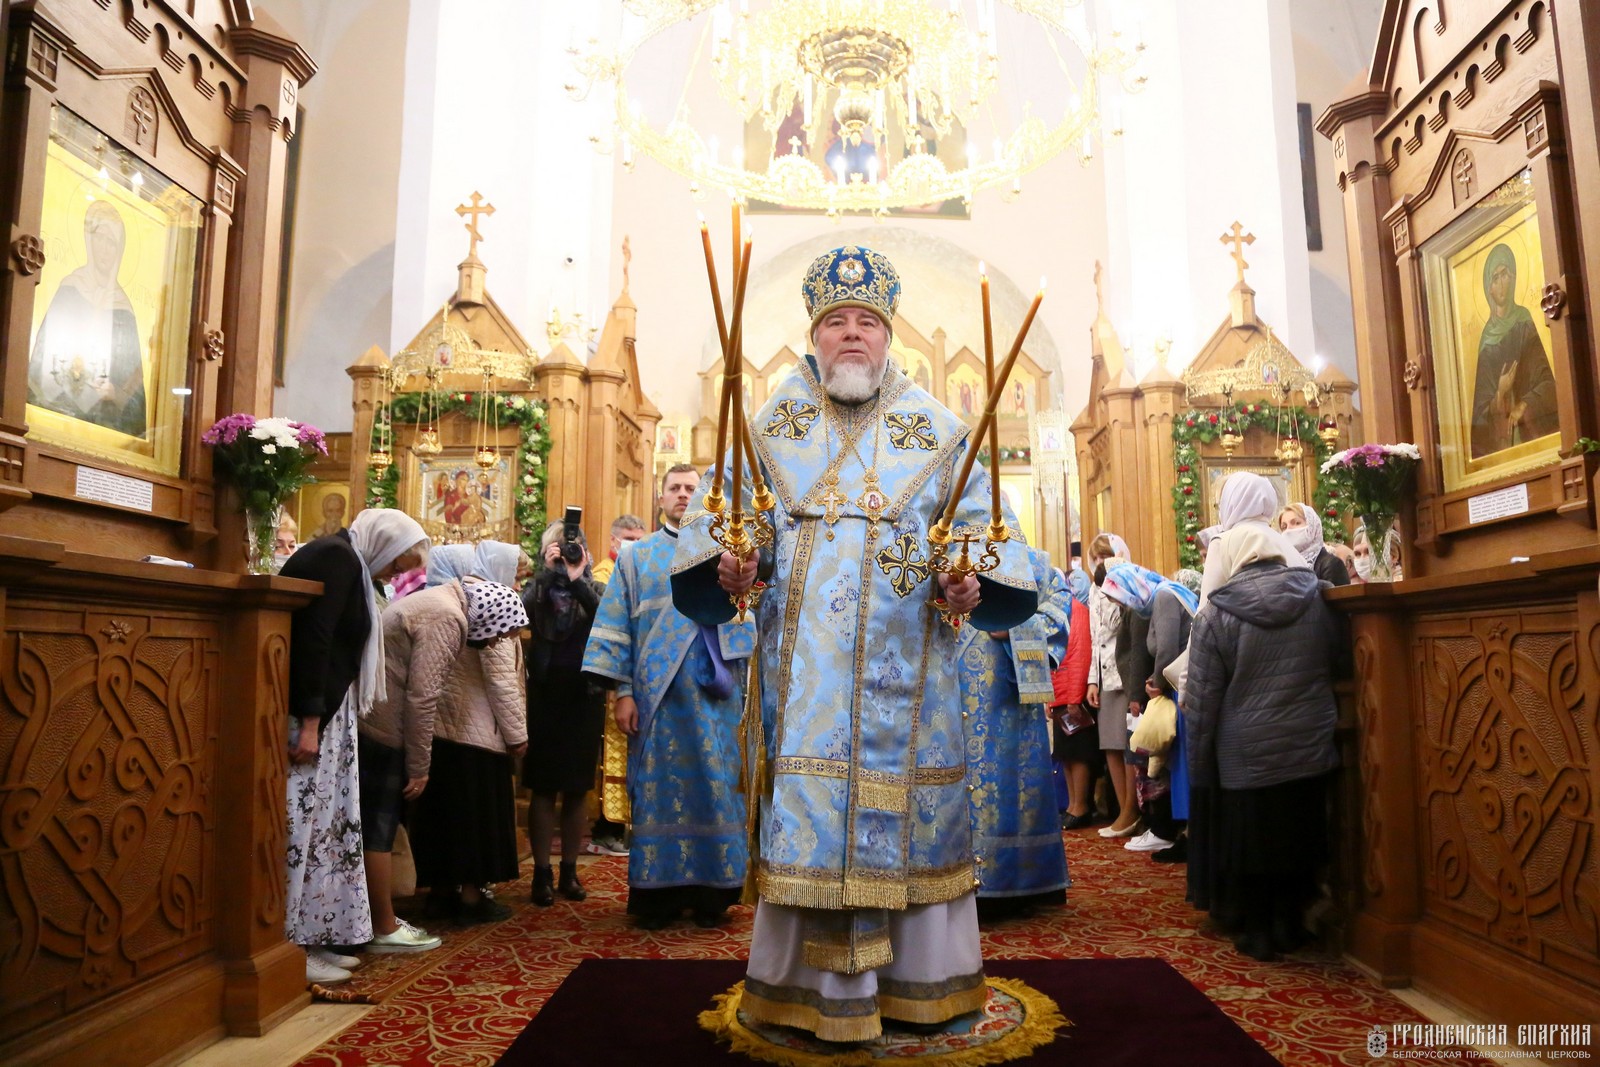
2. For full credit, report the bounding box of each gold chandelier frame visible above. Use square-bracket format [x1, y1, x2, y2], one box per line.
[570, 0, 1145, 215]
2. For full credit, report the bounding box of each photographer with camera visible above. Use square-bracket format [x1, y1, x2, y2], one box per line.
[522, 509, 605, 906]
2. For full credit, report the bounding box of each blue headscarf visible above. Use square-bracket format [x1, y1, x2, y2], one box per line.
[1066, 566, 1092, 606]
[1103, 562, 1200, 619]
[426, 544, 475, 587]
[472, 539, 520, 585]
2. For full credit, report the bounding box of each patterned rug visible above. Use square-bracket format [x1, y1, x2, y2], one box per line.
[295, 829, 1497, 1067]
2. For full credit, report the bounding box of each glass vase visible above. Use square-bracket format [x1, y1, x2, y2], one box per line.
[244, 505, 279, 575]
[1362, 512, 1399, 583]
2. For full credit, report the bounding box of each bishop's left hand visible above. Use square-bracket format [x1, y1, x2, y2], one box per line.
[717, 551, 758, 596]
[937, 572, 981, 615]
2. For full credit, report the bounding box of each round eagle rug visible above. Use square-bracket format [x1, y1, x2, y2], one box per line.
[698, 978, 1067, 1066]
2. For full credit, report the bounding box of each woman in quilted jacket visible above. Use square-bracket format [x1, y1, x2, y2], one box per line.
[1184, 473, 1346, 961]
[410, 541, 532, 924]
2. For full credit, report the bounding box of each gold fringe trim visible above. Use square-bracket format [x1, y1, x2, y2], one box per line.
[698, 978, 1069, 1067]
[734, 984, 884, 1044]
[877, 982, 987, 1024]
[842, 875, 908, 910]
[802, 934, 894, 975]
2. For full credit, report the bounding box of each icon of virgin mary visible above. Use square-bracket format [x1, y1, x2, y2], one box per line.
[27, 199, 148, 437]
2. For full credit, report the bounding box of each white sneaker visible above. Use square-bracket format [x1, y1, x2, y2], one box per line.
[305, 951, 352, 985]
[310, 947, 362, 970]
[1125, 831, 1176, 852]
[369, 918, 442, 953]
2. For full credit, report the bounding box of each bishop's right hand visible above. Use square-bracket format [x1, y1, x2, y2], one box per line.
[717, 551, 758, 596]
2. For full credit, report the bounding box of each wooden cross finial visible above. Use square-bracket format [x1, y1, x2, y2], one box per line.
[621, 234, 632, 292]
[455, 191, 496, 258]
[1220, 221, 1255, 285]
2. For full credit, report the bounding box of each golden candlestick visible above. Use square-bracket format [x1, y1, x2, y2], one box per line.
[925, 279, 1044, 628]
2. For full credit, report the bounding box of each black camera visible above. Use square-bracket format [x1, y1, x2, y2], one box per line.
[560, 505, 585, 566]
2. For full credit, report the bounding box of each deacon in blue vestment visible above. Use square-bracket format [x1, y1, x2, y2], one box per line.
[962, 548, 1073, 920]
[583, 465, 754, 929]
[672, 246, 1038, 1042]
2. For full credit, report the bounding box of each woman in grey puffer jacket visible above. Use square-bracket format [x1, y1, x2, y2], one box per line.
[1184, 546, 1346, 962]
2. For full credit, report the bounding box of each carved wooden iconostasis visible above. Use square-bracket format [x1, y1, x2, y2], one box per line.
[1318, 0, 1600, 1043]
[1071, 247, 1357, 576]
[692, 314, 1066, 559]
[0, 4, 325, 1066]
[348, 214, 660, 560]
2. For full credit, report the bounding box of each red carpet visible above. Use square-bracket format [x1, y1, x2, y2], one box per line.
[497, 958, 1283, 1066]
[295, 829, 1497, 1066]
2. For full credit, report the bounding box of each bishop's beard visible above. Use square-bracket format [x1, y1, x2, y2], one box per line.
[821, 355, 886, 404]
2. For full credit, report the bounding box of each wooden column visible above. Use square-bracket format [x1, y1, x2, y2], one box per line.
[345, 346, 390, 515]
[1138, 367, 1185, 574]
[1101, 372, 1148, 554]
[214, 581, 318, 1034]
[1335, 590, 1423, 984]
[221, 30, 316, 420]
[0, 9, 64, 515]
[533, 343, 588, 526]
[1317, 93, 1409, 445]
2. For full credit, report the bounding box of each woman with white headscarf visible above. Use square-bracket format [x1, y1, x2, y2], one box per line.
[1183, 478, 1346, 962]
[1199, 473, 1308, 605]
[1276, 503, 1350, 587]
[280, 507, 431, 985]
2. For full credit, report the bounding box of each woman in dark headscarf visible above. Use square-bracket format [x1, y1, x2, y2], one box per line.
[1470, 242, 1557, 458]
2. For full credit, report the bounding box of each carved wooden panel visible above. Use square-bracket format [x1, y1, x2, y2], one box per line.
[1414, 605, 1599, 984]
[0, 603, 221, 1042]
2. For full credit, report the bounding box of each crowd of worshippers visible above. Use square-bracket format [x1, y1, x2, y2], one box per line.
[273, 457, 1357, 986]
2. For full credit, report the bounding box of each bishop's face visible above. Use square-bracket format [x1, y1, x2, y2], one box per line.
[814, 307, 888, 404]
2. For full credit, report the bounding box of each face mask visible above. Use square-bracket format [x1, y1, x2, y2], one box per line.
[1353, 554, 1373, 580]
[1283, 525, 1316, 554]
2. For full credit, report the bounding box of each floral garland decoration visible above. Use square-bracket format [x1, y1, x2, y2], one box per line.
[1171, 401, 1353, 569]
[366, 391, 552, 558]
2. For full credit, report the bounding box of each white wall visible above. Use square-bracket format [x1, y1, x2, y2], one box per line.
[1098, 0, 1320, 374]
[1290, 0, 1386, 382]
[267, 0, 410, 434]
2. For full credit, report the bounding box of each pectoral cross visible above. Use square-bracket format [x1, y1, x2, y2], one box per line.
[1220, 221, 1255, 285]
[455, 191, 496, 258]
[820, 476, 846, 540]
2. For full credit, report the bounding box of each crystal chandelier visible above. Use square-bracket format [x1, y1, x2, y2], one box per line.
[570, 0, 1144, 215]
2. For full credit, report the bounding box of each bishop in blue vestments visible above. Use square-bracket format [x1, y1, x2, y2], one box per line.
[672, 246, 1038, 1041]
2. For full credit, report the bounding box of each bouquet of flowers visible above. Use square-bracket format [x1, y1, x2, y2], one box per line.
[1320, 443, 1420, 582]
[1319, 443, 1420, 518]
[204, 413, 327, 572]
